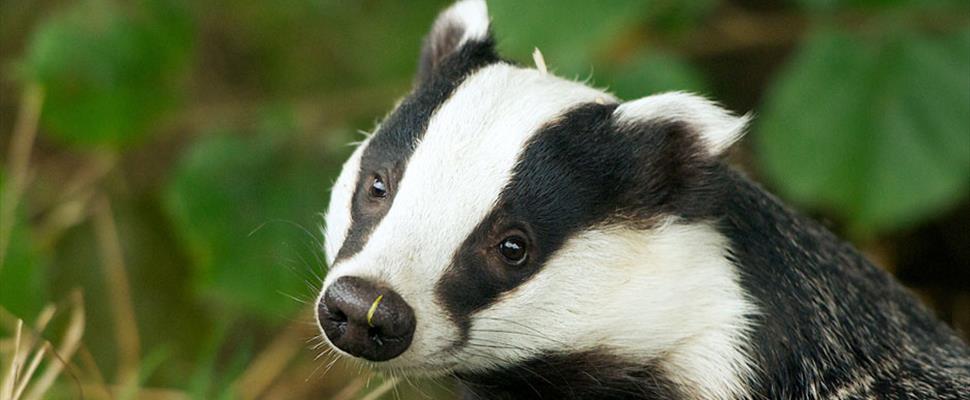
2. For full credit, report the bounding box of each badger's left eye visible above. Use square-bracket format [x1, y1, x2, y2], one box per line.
[497, 235, 528, 265]
[369, 175, 388, 198]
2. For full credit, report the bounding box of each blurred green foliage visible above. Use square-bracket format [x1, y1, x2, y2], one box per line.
[0, 0, 967, 398]
[491, 0, 656, 75]
[604, 52, 709, 100]
[165, 107, 342, 319]
[21, 0, 192, 146]
[758, 26, 970, 235]
[0, 174, 49, 318]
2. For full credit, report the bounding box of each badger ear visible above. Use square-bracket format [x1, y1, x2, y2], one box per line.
[613, 92, 750, 157]
[417, 0, 492, 84]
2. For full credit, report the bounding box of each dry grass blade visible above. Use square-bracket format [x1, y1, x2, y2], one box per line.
[11, 304, 57, 399]
[0, 294, 85, 400]
[1, 320, 24, 400]
[232, 311, 315, 399]
[11, 305, 57, 400]
[32, 151, 116, 252]
[12, 344, 47, 400]
[76, 347, 112, 399]
[80, 384, 190, 400]
[330, 375, 366, 400]
[24, 291, 85, 400]
[359, 376, 400, 400]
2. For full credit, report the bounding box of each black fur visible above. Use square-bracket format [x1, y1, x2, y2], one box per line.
[455, 350, 685, 400]
[718, 169, 970, 399]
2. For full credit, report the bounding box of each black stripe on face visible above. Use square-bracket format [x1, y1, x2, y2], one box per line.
[333, 39, 500, 263]
[436, 102, 723, 339]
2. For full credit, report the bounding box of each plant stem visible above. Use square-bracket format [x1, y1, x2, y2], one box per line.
[92, 197, 141, 393]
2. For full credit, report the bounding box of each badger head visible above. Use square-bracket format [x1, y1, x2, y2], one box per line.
[316, 1, 757, 398]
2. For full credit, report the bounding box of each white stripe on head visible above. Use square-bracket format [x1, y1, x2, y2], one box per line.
[467, 221, 758, 399]
[322, 63, 614, 368]
[323, 136, 371, 265]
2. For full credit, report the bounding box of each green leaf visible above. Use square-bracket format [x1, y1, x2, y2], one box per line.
[20, 0, 192, 148]
[603, 51, 708, 100]
[164, 107, 344, 320]
[756, 27, 970, 236]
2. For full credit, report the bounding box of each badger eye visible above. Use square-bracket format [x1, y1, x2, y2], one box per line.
[497, 235, 528, 265]
[369, 175, 387, 198]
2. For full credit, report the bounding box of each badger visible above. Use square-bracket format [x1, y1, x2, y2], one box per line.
[313, 1, 970, 398]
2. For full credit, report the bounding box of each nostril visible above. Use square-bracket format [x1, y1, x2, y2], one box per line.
[369, 327, 383, 346]
[329, 309, 347, 323]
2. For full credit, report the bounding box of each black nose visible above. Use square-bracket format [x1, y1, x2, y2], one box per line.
[318, 276, 416, 361]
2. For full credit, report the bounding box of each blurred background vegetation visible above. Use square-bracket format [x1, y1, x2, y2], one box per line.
[0, 0, 967, 399]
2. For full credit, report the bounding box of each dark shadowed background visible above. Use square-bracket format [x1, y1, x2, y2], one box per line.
[1, 0, 968, 399]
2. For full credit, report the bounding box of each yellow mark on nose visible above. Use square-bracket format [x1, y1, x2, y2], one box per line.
[366, 294, 384, 328]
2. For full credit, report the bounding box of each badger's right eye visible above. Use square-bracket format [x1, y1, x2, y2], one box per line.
[369, 175, 388, 198]
[497, 235, 528, 265]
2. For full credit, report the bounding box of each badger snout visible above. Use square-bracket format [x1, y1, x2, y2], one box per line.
[317, 276, 416, 361]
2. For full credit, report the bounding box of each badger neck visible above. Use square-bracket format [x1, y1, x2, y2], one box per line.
[718, 168, 967, 398]
[454, 352, 685, 400]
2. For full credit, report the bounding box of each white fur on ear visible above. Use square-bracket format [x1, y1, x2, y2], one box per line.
[433, 0, 490, 47]
[614, 92, 750, 156]
[418, 0, 491, 83]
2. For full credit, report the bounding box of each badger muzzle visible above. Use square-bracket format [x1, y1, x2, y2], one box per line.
[317, 276, 416, 361]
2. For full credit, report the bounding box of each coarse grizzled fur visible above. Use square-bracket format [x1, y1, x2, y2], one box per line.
[314, 1, 970, 399]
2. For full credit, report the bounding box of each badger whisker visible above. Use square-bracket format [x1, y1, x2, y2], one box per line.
[465, 338, 539, 354]
[468, 328, 565, 346]
[473, 316, 568, 343]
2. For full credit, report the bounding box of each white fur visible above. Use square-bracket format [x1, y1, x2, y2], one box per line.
[464, 221, 758, 399]
[322, 136, 370, 265]
[614, 91, 750, 156]
[433, 0, 490, 48]
[321, 63, 616, 368]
